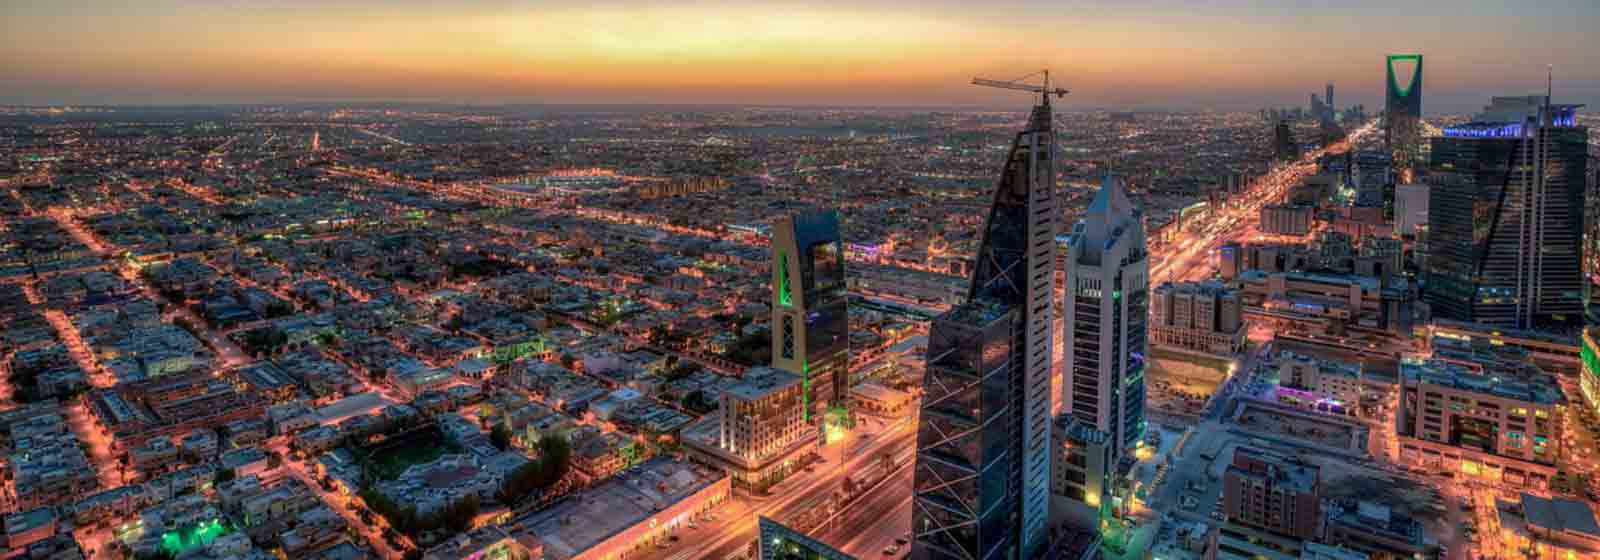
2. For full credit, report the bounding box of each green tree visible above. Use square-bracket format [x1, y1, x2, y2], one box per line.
[495, 434, 573, 506]
[314, 331, 340, 347]
[537, 434, 572, 487]
[490, 423, 512, 450]
[681, 389, 715, 414]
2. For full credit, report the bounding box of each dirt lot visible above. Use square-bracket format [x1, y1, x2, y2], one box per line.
[1235, 401, 1363, 451]
[1148, 349, 1231, 416]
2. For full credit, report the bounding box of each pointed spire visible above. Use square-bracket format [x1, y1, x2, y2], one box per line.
[1085, 173, 1133, 220]
[1081, 173, 1135, 255]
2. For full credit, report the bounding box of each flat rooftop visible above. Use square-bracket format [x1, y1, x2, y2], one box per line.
[1230, 446, 1318, 494]
[1518, 493, 1600, 541]
[723, 366, 801, 402]
[514, 457, 724, 560]
[1400, 355, 1565, 405]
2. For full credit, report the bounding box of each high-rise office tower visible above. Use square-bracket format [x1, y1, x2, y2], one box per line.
[1058, 174, 1149, 518]
[1586, 155, 1600, 294]
[1273, 119, 1297, 162]
[1424, 96, 1589, 331]
[771, 210, 850, 426]
[1384, 54, 1424, 178]
[912, 96, 1057, 560]
[1326, 82, 1335, 115]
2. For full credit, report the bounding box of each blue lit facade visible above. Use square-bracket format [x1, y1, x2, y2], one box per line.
[1424, 99, 1589, 331]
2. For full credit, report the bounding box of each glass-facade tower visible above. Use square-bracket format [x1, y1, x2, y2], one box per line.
[912, 99, 1057, 560]
[772, 210, 850, 425]
[1423, 97, 1589, 331]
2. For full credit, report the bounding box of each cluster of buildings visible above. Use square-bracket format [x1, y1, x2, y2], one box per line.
[1209, 446, 1431, 560]
[0, 47, 1594, 560]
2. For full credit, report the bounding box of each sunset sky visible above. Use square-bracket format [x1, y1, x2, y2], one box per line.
[4, 0, 1597, 112]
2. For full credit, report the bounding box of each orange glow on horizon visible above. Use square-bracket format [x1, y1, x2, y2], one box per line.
[4, 2, 1598, 108]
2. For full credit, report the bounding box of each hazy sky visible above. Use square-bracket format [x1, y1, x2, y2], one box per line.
[3, 0, 1597, 112]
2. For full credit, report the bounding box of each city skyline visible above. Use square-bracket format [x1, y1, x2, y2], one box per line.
[4, 4, 1600, 560]
[4, 1, 1600, 111]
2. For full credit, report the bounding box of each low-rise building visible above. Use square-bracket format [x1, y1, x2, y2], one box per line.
[88, 372, 266, 453]
[1495, 493, 1600, 558]
[1238, 269, 1409, 335]
[1221, 446, 1321, 540]
[1259, 204, 1313, 236]
[683, 367, 814, 491]
[393, 367, 456, 398]
[6, 408, 98, 510]
[131, 436, 183, 474]
[3, 507, 59, 552]
[1321, 501, 1434, 560]
[849, 383, 913, 419]
[423, 524, 543, 560]
[180, 429, 219, 461]
[1150, 281, 1246, 357]
[1397, 349, 1566, 488]
[268, 401, 319, 436]
[1274, 351, 1363, 416]
[220, 446, 273, 479]
[514, 457, 729, 560]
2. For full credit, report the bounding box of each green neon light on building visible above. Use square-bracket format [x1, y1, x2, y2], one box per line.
[801, 369, 811, 423]
[778, 251, 792, 307]
[160, 518, 227, 556]
[1387, 54, 1423, 98]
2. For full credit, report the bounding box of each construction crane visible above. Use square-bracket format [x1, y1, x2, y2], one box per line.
[972, 70, 1069, 103]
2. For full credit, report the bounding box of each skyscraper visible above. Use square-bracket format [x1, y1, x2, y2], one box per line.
[1424, 96, 1590, 331]
[771, 210, 850, 426]
[1059, 174, 1148, 516]
[1273, 119, 1297, 162]
[912, 96, 1057, 560]
[1326, 82, 1335, 115]
[1384, 54, 1424, 178]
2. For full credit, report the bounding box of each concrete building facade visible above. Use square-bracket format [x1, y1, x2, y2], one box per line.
[1150, 281, 1245, 357]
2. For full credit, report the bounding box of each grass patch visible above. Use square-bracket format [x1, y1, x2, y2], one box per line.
[359, 425, 462, 481]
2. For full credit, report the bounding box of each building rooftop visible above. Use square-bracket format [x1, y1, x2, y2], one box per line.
[1154, 280, 1234, 296]
[1327, 501, 1429, 547]
[514, 457, 724, 560]
[1401, 354, 1565, 405]
[1518, 493, 1600, 540]
[1229, 446, 1318, 494]
[723, 366, 801, 402]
